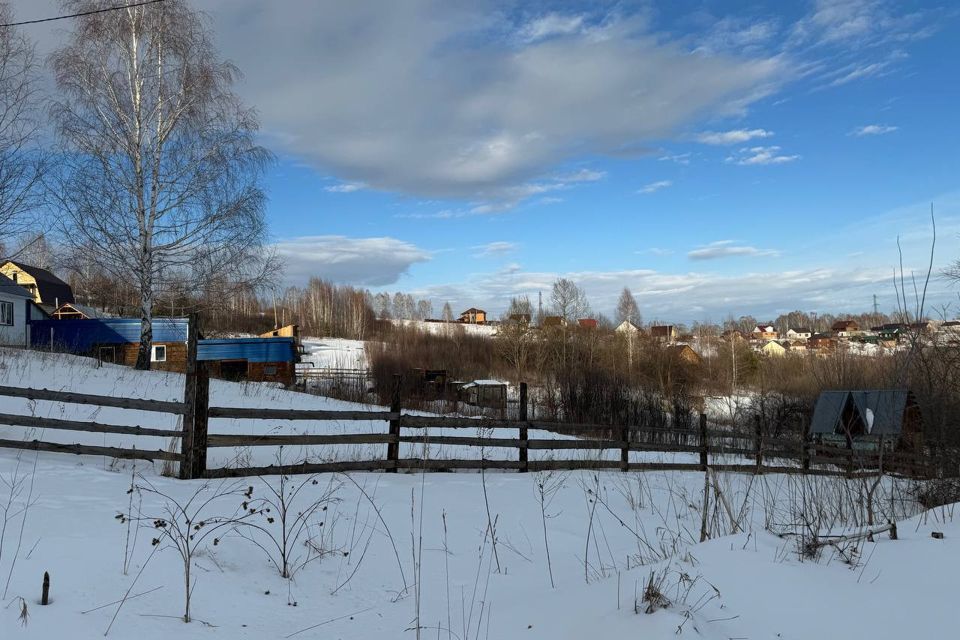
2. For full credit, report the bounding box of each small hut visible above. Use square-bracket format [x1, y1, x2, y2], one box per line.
[460, 380, 507, 411]
[809, 389, 921, 449]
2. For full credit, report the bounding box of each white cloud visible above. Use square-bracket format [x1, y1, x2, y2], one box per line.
[850, 124, 898, 136]
[726, 146, 800, 166]
[324, 182, 365, 193]
[688, 240, 780, 260]
[638, 180, 672, 194]
[637, 247, 675, 256]
[696, 128, 773, 145]
[186, 1, 783, 203]
[473, 241, 519, 258]
[274, 236, 431, 286]
[658, 152, 692, 165]
[518, 13, 586, 43]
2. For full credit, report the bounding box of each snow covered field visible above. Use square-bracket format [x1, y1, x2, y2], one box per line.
[0, 347, 957, 639]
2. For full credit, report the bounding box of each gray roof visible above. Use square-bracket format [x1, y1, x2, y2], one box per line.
[810, 389, 912, 436]
[0, 273, 32, 299]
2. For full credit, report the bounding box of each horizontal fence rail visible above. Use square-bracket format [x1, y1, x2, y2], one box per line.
[0, 385, 187, 414]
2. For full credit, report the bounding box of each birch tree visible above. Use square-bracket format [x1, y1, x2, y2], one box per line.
[615, 287, 641, 325]
[48, 0, 272, 369]
[0, 3, 44, 251]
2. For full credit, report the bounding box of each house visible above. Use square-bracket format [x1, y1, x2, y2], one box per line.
[458, 308, 487, 325]
[0, 261, 75, 312]
[650, 325, 677, 343]
[27, 317, 298, 384]
[51, 302, 114, 320]
[808, 333, 837, 351]
[751, 324, 778, 340]
[541, 315, 566, 328]
[871, 323, 907, 341]
[831, 320, 860, 337]
[760, 340, 787, 357]
[615, 320, 641, 335]
[786, 327, 812, 340]
[809, 389, 922, 448]
[460, 379, 507, 411]
[0, 274, 44, 347]
[721, 329, 745, 342]
[577, 318, 598, 329]
[665, 344, 702, 365]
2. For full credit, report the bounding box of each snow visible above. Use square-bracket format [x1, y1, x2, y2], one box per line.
[391, 318, 498, 338]
[0, 347, 957, 639]
[298, 337, 368, 370]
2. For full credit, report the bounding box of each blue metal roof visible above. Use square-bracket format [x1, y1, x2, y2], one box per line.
[29, 318, 188, 350]
[197, 337, 296, 363]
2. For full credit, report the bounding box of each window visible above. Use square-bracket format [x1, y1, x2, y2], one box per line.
[0, 301, 13, 326]
[151, 345, 167, 362]
[263, 365, 278, 376]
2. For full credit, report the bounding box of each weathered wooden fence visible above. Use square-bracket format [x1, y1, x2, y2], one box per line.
[0, 317, 934, 480]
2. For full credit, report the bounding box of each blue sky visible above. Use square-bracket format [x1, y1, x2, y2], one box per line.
[13, 0, 960, 322]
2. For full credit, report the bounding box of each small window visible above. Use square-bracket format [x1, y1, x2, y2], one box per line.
[151, 345, 167, 362]
[263, 365, 278, 376]
[0, 301, 13, 326]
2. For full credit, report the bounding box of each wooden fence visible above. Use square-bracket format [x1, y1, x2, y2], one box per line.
[0, 316, 934, 480]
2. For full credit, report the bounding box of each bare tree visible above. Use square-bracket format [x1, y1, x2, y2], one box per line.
[615, 287, 641, 326]
[441, 301, 454, 322]
[0, 3, 44, 252]
[550, 278, 590, 322]
[48, 0, 272, 369]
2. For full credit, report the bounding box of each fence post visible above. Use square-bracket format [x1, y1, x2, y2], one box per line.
[180, 313, 201, 480]
[191, 361, 209, 478]
[753, 414, 763, 474]
[699, 413, 708, 471]
[620, 424, 630, 472]
[387, 374, 402, 472]
[518, 382, 528, 473]
[801, 429, 811, 471]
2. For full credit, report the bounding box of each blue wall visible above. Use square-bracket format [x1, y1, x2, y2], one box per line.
[198, 338, 296, 363]
[30, 318, 188, 351]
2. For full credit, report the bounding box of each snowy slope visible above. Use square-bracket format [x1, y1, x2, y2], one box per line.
[0, 347, 956, 639]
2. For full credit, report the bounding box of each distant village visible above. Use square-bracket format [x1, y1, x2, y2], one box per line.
[3, 258, 960, 400]
[445, 306, 960, 357]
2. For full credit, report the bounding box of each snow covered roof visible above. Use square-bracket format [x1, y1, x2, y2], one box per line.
[462, 379, 507, 388]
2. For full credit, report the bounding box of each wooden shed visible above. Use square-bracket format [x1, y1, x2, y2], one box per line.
[460, 380, 508, 411]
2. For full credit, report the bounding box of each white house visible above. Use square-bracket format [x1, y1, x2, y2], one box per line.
[0, 274, 35, 346]
[615, 320, 641, 335]
[786, 327, 812, 340]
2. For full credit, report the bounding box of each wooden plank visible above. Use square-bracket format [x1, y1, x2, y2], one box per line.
[204, 459, 397, 478]
[399, 435, 519, 448]
[0, 412, 182, 439]
[0, 385, 187, 414]
[208, 407, 397, 421]
[208, 433, 397, 447]
[0, 438, 182, 462]
[397, 458, 524, 471]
